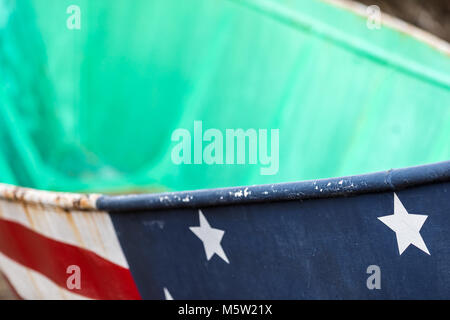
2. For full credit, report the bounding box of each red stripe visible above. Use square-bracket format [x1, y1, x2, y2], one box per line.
[0, 218, 141, 300]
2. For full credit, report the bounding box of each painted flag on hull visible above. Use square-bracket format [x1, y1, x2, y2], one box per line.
[0, 188, 141, 300]
[0, 161, 449, 299]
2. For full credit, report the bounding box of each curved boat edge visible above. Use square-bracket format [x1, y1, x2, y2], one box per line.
[98, 160, 450, 212]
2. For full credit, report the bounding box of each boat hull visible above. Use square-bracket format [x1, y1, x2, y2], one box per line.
[0, 161, 449, 299]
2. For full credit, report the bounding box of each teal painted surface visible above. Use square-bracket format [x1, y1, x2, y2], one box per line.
[0, 0, 449, 193]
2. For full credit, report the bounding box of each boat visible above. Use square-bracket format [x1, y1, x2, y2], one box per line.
[0, 0, 449, 299]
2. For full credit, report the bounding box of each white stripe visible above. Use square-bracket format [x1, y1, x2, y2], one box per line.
[0, 200, 128, 268]
[0, 252, 90, 300]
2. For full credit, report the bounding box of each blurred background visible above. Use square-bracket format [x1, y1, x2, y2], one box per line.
[359, 0, 450, 42]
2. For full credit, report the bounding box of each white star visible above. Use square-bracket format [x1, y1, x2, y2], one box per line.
[190, 210, 230, 264]
[163, 287, 173, 300]
[378, 193, 430, 255]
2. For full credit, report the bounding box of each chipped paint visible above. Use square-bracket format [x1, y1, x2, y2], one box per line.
[234, 190, 243, 198]
[0, 162, 438, 214]
[96, 161, 449, 212]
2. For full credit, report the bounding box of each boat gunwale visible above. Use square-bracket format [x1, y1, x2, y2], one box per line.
[0, 184, 99, 211]
[1, 162, 449, 212]
[322, 0, 450, 56]
[99, 160, 450, 212]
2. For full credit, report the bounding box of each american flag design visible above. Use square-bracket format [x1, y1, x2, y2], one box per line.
[0, 161, 449, 300]
[0, 187, 140, 300]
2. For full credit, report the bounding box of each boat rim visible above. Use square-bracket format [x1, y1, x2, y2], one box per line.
[1, 160, 449, 212]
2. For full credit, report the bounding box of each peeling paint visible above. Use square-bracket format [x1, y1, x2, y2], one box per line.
[234, 190, 243, 197]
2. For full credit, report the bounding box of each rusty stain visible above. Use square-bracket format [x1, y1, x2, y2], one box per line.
[21, 204, 36, 230]
[0, 197, 120, 266]
[0, 183, 100, 211]
[0, 192, 126, 299]
[64, 210, 85, 247]
[85, 213, 107, 254]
